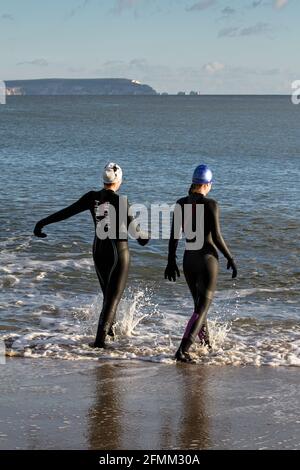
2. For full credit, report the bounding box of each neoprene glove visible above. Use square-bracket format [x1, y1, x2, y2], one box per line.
[33, 220, 47, 238]
[164, 261, 180, 282]
[227, 258, 237, 279]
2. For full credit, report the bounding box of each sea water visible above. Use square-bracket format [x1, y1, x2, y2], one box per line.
[0, 95, 299, 366]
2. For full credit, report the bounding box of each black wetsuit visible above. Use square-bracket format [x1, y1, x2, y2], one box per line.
[167, 192, 235, 350]
[34, 189, 148, 347]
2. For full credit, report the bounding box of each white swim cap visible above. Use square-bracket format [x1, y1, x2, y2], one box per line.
[103, 162, 123, 184]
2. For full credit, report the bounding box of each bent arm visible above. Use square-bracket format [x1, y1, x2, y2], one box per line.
[38, 191, 93, 227]
[126, 201, 150, 246]
[210, 201, 233, 261]
[127, 213, 150, 246]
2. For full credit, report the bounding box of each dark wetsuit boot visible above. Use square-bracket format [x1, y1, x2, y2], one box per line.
[175, 338, 195, 363]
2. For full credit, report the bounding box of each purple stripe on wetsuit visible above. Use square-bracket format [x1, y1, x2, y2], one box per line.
[183, 312, 199, 339]
[183, 312, 206, 340]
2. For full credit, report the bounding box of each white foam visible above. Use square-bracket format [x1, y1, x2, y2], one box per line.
[36, 272, 46, 281]
[1, 275, 20, 288]
[2, 288, 300, 367]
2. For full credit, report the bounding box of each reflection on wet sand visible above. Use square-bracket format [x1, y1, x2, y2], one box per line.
[87, 362, 212, 449]
[87, 363, 123, 449]
[1, 359, 298, 449]
[176, 366, 211, 449]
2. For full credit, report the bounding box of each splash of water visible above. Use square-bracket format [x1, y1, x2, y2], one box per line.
[2, 285, 300, 367]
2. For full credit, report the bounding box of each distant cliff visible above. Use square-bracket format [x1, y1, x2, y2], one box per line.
[5, 78, 157, 96]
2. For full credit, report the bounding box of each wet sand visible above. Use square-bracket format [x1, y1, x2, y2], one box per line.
[0, 358, 299, 449]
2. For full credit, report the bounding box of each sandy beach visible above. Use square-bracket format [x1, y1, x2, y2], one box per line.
[0, 358, 299, 450]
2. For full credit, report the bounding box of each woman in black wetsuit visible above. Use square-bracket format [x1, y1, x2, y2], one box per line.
[165, 164, 237, 363]
[34, 162, 149, 349]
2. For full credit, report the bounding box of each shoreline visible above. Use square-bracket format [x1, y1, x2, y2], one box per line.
[1, 357, 299, 450]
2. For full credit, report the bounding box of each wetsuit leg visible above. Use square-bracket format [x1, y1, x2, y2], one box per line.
[93, 240, 130, 347]
[93, 238, 106, 292]
[182, 252, 218, 348]
[93, 238, 115, 337]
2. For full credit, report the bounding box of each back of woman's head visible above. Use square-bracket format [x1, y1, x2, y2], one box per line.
[103, 162, 122, 185]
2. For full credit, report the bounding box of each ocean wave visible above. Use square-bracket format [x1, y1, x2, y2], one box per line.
[2, 290, 300, 367]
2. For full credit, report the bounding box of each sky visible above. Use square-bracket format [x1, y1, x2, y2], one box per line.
[0, 0, 299, 94]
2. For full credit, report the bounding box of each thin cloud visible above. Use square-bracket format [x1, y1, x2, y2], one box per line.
[240, 22, 271, 36]
[203, 61, 225, 73]
[261, 68, 280, 75]
[219, 22, 272, 38]
[112, 0, 141, 15]
[247, 0, 289, 9]
[218, 27, 239, 37]
[17, 59, 49, 67]
[186, 0, 216, 12]
[64, 0, 90, 20]
[102, 60, 125, 67]
[46, 58, 293, 94]
[250, 0, 263, 7]
[68, 66, 86, 74]
[274, 0, 288, 9]
[129, 58, 148, 68]
[221, 6, 236, 16]
[95, 58, 172, 82]
[92, 60, 289, 94]
[1, 13, 14, 20]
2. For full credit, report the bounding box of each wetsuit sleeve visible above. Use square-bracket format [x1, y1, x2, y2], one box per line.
[167, 202, 182, 263]
[39, 191, 93, 227]
[210, 200, 233, 261]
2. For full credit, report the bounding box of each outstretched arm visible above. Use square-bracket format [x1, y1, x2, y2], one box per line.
[34, 191, 93, 238]
[210, 200, 237, 278]
[165, 203, 182, 282]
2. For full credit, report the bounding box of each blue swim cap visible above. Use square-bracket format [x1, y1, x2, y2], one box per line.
[192, 164, 213, 184]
